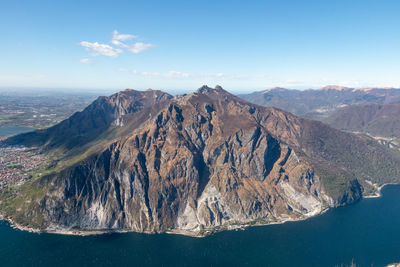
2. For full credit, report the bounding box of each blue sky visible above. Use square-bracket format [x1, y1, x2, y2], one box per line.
[1, 0, 400, 93]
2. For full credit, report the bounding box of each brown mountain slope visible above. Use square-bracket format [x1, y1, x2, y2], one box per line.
[1, 86, 400, 236]
[326, 103, 400, 139]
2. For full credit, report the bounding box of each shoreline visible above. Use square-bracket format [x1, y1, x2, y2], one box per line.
[0, 206, 332, 238]
[1, 183, 397, 237]
[363, 182, 395, 199]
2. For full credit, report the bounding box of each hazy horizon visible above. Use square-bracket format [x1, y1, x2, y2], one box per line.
[1, 84, 399, 97]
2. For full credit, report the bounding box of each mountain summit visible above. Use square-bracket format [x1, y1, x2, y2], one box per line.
[1, 86, 400, 236]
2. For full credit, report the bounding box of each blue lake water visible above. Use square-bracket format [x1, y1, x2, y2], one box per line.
[0, 126, 34, 136]
[0, 185, 399, 266]
[0, 127, 399, 266]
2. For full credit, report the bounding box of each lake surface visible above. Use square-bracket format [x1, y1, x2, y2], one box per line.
[0, 126, 34, 136]
[1, 127, 399, 266]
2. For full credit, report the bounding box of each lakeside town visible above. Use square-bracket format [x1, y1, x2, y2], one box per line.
[0, 137, 48, 190]
[0, 90, 93, 190]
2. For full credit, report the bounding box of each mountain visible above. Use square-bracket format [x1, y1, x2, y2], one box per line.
[325, 103, 400, 150]
[239, 86, 400, 120]
[4, 89, 173, 152]
[1, 86, 400, 236]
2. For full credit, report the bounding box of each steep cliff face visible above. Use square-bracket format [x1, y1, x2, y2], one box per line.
[2, 86, 400, 235]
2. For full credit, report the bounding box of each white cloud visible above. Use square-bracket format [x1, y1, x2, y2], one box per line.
[112, 30, 138, 41]
[126, 42, 155, 54]
[111, 39, 154, 54]
[79, 30, 154, 61]
[111, 30, 154, 54]
[79, 41, 122, 58]
[110, 39, 125, 47]
[79, 58, 95, 64]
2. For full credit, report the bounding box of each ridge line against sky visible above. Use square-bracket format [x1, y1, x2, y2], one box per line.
[0, 0, 399, 92]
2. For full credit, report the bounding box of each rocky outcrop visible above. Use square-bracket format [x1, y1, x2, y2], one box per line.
[2, 86, 400, 236]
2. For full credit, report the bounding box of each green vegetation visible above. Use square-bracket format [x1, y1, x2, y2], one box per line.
[302, 121, 400, 201]
[316, 166, 356, 201]
[0, 178, 49, 228]
[0, 149, 60, 229]
[7, 164, 23, 170]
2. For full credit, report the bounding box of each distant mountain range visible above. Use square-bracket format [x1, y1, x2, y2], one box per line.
[239, 85, 400, 120]
[1, 86, 400, 236]
[325, 103, 400, 150]
[325, 102, 400, 137]
[240, 86, 400, 150]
